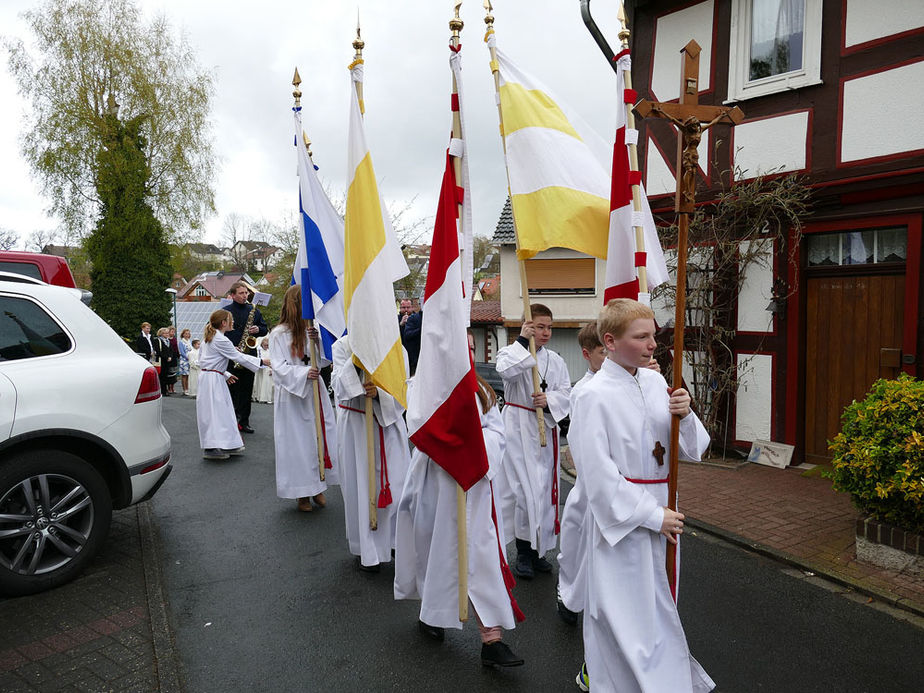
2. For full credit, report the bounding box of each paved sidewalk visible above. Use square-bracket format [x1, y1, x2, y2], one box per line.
[0, 503, 179, 693]
[678, 460, 924, 617]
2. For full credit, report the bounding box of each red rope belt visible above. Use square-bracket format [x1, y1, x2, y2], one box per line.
[625, 477, 669, 484]
[338, 403, 392, 507]
[504, 401, 561, 535]
[489, 480, 526, 623]
[201, 368, 225, 375]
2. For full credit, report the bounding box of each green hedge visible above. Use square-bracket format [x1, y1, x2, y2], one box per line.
[827, 374, 924, 533]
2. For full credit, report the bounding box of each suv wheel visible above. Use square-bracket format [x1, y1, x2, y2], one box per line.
[0, 450, 112, 596]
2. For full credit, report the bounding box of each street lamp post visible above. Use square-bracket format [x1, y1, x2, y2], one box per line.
[165, 288, 178, 332]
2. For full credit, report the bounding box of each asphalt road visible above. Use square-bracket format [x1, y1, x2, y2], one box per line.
[154, 396, 923, 692]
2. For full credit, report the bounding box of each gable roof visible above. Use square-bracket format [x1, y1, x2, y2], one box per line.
[492, 196, 515, 245]
[471, 299, 502, 325]
[179, 271, 255, 299]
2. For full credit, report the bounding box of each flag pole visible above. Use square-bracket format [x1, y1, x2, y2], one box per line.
[483, 0, 547, 447]
[616, 3, 649, 297]
[449, 1, 469, 624]
[292, 70, 328, 483]
[349, 22, 378, 532]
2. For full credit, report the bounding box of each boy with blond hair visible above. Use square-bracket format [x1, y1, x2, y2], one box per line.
[570, 299, 713, 692]
[495, 303, 571, 579]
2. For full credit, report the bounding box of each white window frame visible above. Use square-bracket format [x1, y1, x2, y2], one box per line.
[726, 0, 823, 102]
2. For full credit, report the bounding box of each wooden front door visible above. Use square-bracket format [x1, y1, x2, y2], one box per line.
[804, 273, 905, 464]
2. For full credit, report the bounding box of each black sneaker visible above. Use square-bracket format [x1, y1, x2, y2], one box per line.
[417, 619, 445, 641]
[481, 641, 524, 668]
[533, 555, 554, 573]
[557, 597, 579, 625]
[223, 446, 245, 456]
[202, 448, 230, 460]
[512, 553, 534, 580]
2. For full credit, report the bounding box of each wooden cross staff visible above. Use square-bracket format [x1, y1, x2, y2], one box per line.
[634, 40, 743, 598]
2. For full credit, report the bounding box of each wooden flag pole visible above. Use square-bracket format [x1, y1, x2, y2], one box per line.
[292, 71, 327, 482]
[634, 41, 743, 596]
[449, 1, 469, 624]
[616, 3, 649, 297]
[484, 0, 546, 447]
[350, 22, 378, 532]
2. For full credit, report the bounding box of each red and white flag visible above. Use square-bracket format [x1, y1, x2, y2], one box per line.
[406, 49, 488, 492]
[604, 50, 669, 304]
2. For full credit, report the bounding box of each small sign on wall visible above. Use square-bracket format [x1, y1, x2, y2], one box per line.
[747, 439, 795, 469]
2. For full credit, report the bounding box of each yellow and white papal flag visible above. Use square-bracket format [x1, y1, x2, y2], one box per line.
[488, 33, 611, 261]
[344, 61, 410, 406]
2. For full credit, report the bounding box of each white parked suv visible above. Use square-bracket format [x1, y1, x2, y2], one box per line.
[0, 277, 171, 595]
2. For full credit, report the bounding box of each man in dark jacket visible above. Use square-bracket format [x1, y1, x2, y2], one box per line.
[224, 281, 268, 433]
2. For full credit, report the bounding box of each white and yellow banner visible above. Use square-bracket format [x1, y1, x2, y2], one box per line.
[344, 62, 410, 406]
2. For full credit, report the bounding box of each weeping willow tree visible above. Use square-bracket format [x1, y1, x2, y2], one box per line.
[5, 0, 216, 240]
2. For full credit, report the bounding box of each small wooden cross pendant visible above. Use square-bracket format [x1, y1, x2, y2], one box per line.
[653, 441, 666, 466]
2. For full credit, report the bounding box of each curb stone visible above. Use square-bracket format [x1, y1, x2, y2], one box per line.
[686, 516, 924, 621]
[138, 501, 183, 692]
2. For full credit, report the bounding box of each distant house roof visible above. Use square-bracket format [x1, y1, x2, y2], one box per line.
[492, 197, 515, 245]
[42, 244, 80, 257]
[179, 271, 254, 299]
[186, 243, 225, 255]
[479, 275, 500, 297]
[471, 299, 502, 325]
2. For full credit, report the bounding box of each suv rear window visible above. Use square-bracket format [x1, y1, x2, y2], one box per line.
[0, 261, 43, 281]
[0, 296, 72, 361]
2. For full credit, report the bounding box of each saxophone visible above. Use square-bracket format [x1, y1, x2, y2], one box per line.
[233, 303, 258, 369]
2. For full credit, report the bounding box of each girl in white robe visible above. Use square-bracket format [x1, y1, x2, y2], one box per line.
[331, 335, 410, 570]
[270, 285, 339, 512]
[569, 299, 713, 693]
[196, 309, 265, 459]
[394, 375, 525, 665]
[187, 340, 200, 397]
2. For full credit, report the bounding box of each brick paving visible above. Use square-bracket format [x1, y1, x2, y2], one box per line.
[0, 505, 166, 693]
[678, 460, 924, 615]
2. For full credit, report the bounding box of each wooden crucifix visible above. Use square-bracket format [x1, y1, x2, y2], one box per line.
[633, 40, 743, 599]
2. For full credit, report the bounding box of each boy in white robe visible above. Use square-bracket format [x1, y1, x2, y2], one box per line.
[495, 303, 571, 579]
[394, 373, 525, 668]
[270, 286, 339, 512]
[331, 335, 410, 571]
[570, 299, 714, 693]
[187, 340, 200, 397]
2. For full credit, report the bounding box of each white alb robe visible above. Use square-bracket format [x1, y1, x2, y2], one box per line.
[187, 347, 200, 396]
[331, 336, 411, 567]
[394, 397, 518, 630]
[196, 332, 262, 450]
[253, 343, 275, 403]
[495, 341, 571, 553]
[270, 326, 339, 499]
[557, 367, 595, 612]
[570, 358, 713, 693]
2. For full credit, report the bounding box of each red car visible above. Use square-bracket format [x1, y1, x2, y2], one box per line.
[0, 250, 78, 287]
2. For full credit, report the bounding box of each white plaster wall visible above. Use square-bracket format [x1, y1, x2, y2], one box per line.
[842, 61, 924, 162]
[499, 245, 607, 323]
[651, 0, 714, 101]
[733, 112, 808, 178]
[735, 353, 772, 442]
[845, 0, 924, 47]
[737, 239, 774, 333]
[645, 135, 709, 196]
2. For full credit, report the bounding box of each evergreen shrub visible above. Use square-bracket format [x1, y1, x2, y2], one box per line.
[827, 374, 924, 534]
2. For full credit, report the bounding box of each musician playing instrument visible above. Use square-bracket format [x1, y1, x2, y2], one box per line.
[225, 281, 268, 434]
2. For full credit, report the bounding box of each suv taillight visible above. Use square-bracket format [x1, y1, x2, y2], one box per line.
[135, 367, 162, 403]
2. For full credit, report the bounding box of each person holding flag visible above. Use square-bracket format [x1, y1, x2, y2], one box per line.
[332, 25, 411, 573]
[394, 9, 524, 668]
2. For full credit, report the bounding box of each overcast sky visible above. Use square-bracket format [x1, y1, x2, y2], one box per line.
[0, 0, 629, 249]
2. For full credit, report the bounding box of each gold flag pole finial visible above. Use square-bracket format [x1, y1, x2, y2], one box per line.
[292, 67, 302, 108]
[617, 2, 630, 49]
[450, 1, 463, 36]
[483, 0, 494, 30]
[353, 12, 364, 60]
[302, 132, 313, 159]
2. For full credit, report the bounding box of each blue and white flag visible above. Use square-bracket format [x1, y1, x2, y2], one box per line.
[293, 108, 346, 360]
